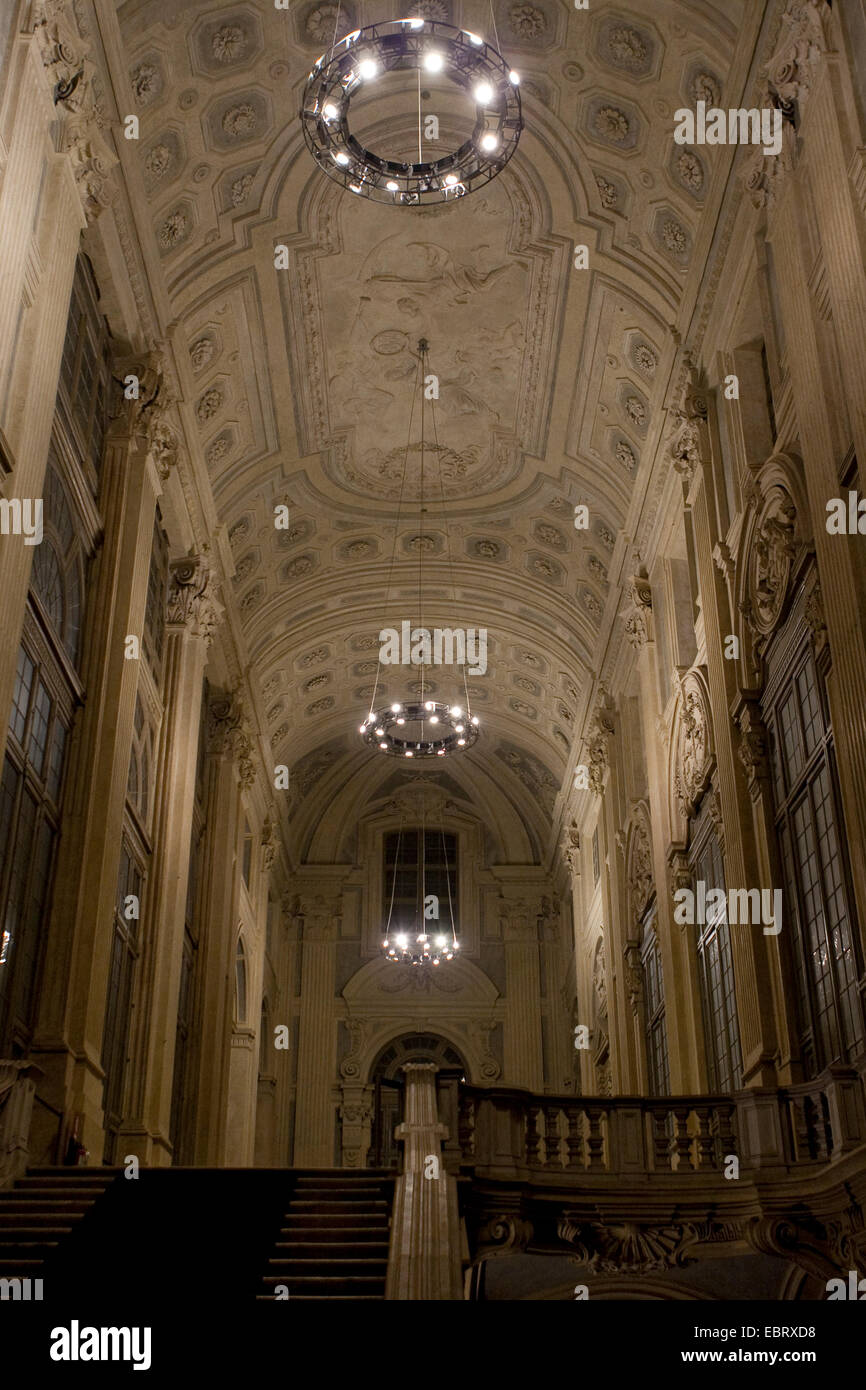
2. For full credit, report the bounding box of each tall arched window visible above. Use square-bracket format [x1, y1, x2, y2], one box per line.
[762, 613, 864, 1075]
[641, 906, 669, 1096]
[689, 798, 742, 1092]
[235, 936, 248, 1025]
[383, 828, 458, 934]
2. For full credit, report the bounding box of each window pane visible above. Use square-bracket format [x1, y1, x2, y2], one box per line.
[46, 720, 67, 804]
[10, 648, 34, 745]
[27, 682, 52, 779]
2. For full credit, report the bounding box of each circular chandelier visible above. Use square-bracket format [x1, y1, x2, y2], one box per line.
[301, 17, 523, 205]
[361, 699, 480, 759]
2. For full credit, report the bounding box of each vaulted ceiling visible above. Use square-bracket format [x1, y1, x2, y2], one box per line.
[110, 0, 754, 860]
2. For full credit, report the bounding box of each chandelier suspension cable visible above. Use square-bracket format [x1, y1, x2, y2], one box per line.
[417, 65, 423, 167]
[424, 341, 473, 719]
[488, 0, 502, 53]
[331, 0, 342, 52]
[420, 785, 426, 936]
[418, 339, 426, 714]
[439, 802, 458, 946]
[384, 813, 404, 939]
[367, 349, 424, 720]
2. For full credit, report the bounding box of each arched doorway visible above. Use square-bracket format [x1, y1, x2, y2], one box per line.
[368, 1032, 468, 1169]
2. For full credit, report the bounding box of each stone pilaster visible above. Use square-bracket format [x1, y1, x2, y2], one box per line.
[121, 557, 221, 1164]
[30, 416, 162, 1160]
[499, 895, 544, 1091]
[189, 696, 245, 1165]
[294, 893, 341, 1167]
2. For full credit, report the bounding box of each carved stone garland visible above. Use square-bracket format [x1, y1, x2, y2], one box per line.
[673, 671, 714, 822]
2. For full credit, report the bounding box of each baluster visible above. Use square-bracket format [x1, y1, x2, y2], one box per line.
[544, 1105, 561, 1169]
[526, 1105, 542, 1166]
[714, 1103, 736, 1167]
[651, 1106, 670, 1170]
[814, 1094, 831, 1161]
[585, 1105, 605, 1170]
[789, 1095, 810, 1161]
[694, 1106, 715, 1169]
[671, 1107, 693, 1170]
[458, 1094, 476, 1159]
[565, 1105, 585, 1170]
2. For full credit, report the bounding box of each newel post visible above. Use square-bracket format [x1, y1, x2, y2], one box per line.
[385, 1063, 464, 1300]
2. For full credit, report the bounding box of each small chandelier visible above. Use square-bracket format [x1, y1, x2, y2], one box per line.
[301, 16, 522, 205]
[381, 813, 460, 966]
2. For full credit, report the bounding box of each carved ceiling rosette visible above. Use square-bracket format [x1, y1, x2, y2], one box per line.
[558, 1218, 699, 1274]
[672, 669, 714, 823]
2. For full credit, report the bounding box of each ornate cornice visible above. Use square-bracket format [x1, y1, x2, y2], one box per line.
[743, 0, 833, 210]
[33, 0, 117, 222]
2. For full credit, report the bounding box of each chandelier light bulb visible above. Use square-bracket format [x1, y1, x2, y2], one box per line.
[509, 70, 521, 84]
[334, 151, 350, 166]
[457, 737, 466, 746]
[451, 706, 462, 717]
[480, 132, 499, 153]
[386, 181, 399, 192]
[423, 50, 444, 72]
[375, 727, 385, 736]
[474, 81, 494, 104]
[391, 703, 402, 713]
[323, 102, 339, 120]
[465, 31, 483, 46]
[408, 17, 424, 28]
[436, 935, 447, 948]
[430, 715, 439, 723]
[425, 701, 434, 710]
[396, 934, 408, 949]
[471, 715, 480, 725]
[405, 750, 413, 756]
[396, 716, 405, 725]
[379, 742, 388, 749]
[358, 57, 378, 80]
[443, 174, 458, 187]
[437, 748, 446, 755]
[455, 724, 464, 732]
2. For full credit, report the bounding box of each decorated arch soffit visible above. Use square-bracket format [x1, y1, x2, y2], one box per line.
[108, 0, 750, 845]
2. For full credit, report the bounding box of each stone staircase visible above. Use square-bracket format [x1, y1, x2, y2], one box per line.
[260, 1171, 394, 1301]
[0, 1167, 118, 1279]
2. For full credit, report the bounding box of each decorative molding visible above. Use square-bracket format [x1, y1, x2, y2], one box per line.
[558, 1218, 699, 1274]
[666, 354, 709, 485]
[166, 554, 222, 644]
[33, 0, 118, 222]
[672, 669, 714, 821]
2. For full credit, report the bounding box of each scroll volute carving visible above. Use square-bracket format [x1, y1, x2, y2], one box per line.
[625, 806, 654, 926]
[670, 669, 715, 834]
[734, 456, 808, 685]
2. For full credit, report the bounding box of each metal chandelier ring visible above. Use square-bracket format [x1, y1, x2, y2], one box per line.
[301, 18, 523, 205]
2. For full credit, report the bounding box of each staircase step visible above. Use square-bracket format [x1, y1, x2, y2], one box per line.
[0, 1211, 83, 1227]
[274, 1241, 389, 1253]
[0, 1259, 44, 1273]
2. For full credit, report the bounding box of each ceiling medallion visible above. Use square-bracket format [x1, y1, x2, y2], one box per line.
[301, 17, 523, 204]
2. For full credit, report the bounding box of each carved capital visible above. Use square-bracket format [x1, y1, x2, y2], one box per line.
[299, 893, 341, 940]
[207, 692, 256, 787]
[804, 577, 828, 654]
[667, 357, 709, 483]
[33, 0, 117, 221]
[586, 689, 616, 797]
[561, 820, 581, 876]
[624, 567, 653, 649]
[736, 702, 770, 792]
[261, 818, 277, 872]
[166, 555, 221, 644]
[623, 942, 643, 1017]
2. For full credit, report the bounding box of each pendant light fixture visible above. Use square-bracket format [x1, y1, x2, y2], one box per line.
[359, 339, 480, 760]
[301, 8, 522, 205]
